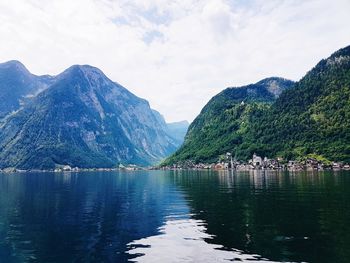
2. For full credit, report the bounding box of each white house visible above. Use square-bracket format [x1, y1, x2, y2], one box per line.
[252, 153, 262, 166]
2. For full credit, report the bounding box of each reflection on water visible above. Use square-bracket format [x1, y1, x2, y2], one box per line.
[0, 170, 349, 262]
[128, 216, 280, 263]
[0, 171, 188, 262]
[171, 170, 350, 263]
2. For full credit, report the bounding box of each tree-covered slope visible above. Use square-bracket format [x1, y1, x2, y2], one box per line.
[0, 65, 178, 169]
[248, 45, 350, 162]
[165, 45, 350, 165]
[164, 77, 294, 164]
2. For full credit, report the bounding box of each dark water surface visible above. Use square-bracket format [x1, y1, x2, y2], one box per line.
[0, 170, 349, 262]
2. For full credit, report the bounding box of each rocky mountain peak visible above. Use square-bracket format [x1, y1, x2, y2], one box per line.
[256, 77, 295, 98]
[0, 60, 28, 72]
[0, 61, 180, 169]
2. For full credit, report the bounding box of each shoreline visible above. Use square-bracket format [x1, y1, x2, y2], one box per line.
[1, 166, 350, 174]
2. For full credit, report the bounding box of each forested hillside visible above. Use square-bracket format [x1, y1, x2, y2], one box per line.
[164, 78, 294, 164]
[165, 45, 350, 165]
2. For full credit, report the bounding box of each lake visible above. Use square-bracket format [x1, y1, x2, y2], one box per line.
[0, 170, 349, 262]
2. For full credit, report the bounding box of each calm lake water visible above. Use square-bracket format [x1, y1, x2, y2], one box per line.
[0, 170, 349, 263]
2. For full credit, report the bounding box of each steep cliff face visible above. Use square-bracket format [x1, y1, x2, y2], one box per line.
[0, 64, 177, 169]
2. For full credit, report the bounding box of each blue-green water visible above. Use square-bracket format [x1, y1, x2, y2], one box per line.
[0, 170, 349, 262]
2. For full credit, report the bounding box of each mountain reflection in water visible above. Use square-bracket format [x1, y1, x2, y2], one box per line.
[0, 170, 349, 262]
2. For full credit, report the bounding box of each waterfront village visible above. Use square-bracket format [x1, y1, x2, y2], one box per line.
[1, 153, 349, 173]
[160, 153, 350, 171]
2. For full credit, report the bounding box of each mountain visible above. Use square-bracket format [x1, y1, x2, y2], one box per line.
[165, 45, 350, 165]
[0, 64, 178, 169]
[166, 121, 190, 144]
[150, 110, 189, 144]
[164, 77, 294, 164]
[246, 45, 350, 163]
[0, 60, 53, 118]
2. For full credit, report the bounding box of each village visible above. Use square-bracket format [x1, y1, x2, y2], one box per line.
[1, 153, 350, 173]
[160, 153, 350, 171]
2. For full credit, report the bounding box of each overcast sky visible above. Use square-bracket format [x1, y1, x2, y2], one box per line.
[0, 0, 350, 122]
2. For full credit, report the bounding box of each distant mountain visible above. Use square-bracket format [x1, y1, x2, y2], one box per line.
[166, 120, 190, 144]
[150, 110, 189, 144]
[165, 45, 350, 165]
[0, 60, 53, 118]
[0, 64, 178, 169]
[164, 77, 294, 164]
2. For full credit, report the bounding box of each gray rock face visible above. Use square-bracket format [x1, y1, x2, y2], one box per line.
[0, 63, 177, 169]
[222, 77, 295, 103]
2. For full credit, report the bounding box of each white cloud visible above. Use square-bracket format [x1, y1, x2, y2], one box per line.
[0, 0, 349, 122]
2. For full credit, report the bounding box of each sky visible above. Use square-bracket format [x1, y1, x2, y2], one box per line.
[0, 0, 350, 122]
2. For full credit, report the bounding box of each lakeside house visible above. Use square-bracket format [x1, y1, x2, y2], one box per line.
[251, 153, 262, 167]
[248, 153, 281, 169]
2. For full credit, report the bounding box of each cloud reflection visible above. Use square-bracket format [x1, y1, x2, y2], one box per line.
[128, 216, 285, 263]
